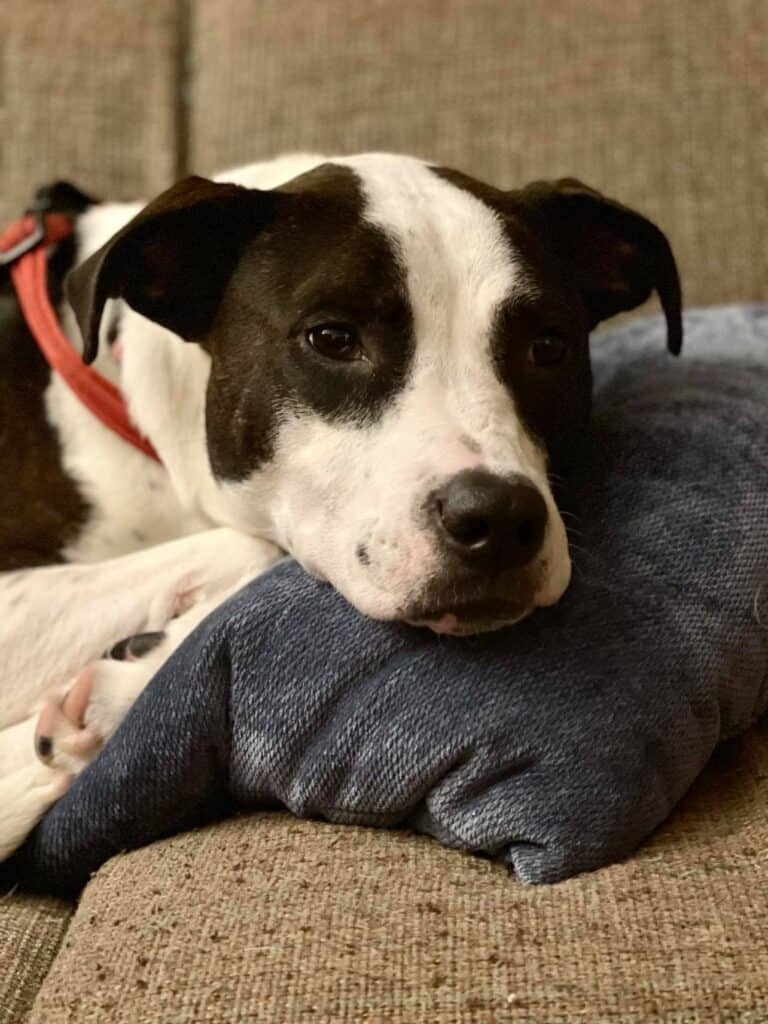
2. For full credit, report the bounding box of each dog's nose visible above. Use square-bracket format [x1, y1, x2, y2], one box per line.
[431, 469, 548, 569]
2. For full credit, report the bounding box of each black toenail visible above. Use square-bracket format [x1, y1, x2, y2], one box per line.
[37, 736, 53, 759]
[107, 631, 166, 661]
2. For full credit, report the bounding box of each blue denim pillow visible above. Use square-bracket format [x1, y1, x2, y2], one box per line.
[13, 306, 768, 893]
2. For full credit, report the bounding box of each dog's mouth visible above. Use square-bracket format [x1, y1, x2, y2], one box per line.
[400, 566, 543, 636]
[404, 597, 533, 636]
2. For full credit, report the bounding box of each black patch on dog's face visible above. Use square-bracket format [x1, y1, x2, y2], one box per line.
[65, 165, 414, 485]
[431, 168, 592, 454]
[489, 289, 592, 454]
[432, 165, 681, 458]
[203, 165, 414, 481]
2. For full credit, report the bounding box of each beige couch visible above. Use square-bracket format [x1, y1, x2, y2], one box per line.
[2, 2, 767, 1020]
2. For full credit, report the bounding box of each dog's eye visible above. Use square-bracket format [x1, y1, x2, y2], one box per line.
[305, 323, 362, 362]
[528, 334, 569, 367]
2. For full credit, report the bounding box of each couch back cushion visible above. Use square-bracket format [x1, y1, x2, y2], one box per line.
[2, 1, 765, 308]
[189, 0, 768, 308]
[0, 0, 179, 225]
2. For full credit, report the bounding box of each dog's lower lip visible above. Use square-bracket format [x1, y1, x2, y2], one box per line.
[404, 598, 531, 633]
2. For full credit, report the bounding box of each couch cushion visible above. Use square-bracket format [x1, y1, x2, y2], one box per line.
[189, 0, 768, 309]
[29, 722, 768, 1023]
[0, 892, 71, 1024]
[0, 0, 180, 226]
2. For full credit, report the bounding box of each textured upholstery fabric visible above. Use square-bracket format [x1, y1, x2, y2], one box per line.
[0, 892, 71, 1024]
[12, 306, 768, 895]
[0, 0, 180, 226]
[29, 729, 768, 1024]
[190, 0, 768, 309]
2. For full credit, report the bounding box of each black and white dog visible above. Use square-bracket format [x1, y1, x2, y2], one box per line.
[0, 153, 681, 860]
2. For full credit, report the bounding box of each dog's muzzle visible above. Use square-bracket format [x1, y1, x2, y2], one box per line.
[404, 469, 550, 634]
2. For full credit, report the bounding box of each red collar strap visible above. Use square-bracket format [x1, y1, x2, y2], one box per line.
[0, 210, 160, 462]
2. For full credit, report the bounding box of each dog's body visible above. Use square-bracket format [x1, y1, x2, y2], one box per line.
[0, 153, 681, 861]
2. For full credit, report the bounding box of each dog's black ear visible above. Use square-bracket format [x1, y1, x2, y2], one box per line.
[65, 176, 276, 364]
[512, 179, 682, 355]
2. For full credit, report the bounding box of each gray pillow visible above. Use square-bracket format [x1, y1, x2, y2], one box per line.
[11, 305, 768, 894]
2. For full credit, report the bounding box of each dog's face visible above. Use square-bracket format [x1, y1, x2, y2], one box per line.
[67, 155, 681, 634]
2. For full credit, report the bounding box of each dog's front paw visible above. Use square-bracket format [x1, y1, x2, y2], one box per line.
[35, 666, 104, 773]
[34, 656, 155, 774]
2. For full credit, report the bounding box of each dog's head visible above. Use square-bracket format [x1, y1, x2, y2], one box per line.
[66, 155, 681, 634]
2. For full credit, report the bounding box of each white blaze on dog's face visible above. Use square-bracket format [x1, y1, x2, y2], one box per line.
[66, 154, 682, 634]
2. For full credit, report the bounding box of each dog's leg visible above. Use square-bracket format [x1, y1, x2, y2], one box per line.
[0, 716, 38, 775]
[0, 528, 281, 731]
[0, 762, 72, 863]
[0, 530, 280, 862]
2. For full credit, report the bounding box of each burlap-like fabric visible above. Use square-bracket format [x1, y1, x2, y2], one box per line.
[0, 893, 71, 1024]
[190, 0, 768, 309]
[30, 723, 768, 1023]
[0, 0, 180, 226]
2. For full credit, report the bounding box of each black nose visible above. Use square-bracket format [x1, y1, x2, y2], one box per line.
[431, 469, 548, 569]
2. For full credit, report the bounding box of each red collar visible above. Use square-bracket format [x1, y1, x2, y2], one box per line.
[0, 210, 160, 462]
